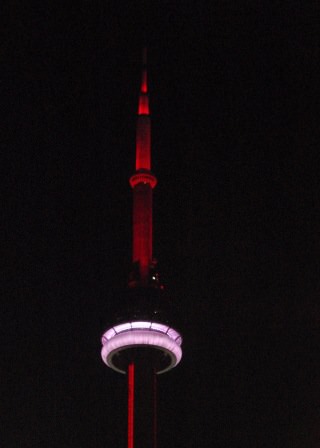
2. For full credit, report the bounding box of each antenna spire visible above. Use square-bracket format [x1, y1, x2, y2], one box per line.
[138, 48, 149, 115]
[129, 48, 157, 286]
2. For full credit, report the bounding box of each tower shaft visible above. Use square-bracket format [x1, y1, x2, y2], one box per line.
[128, 354, 157, 448]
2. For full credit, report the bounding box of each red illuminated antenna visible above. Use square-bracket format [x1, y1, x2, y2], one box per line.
[129, 48, 157, 286]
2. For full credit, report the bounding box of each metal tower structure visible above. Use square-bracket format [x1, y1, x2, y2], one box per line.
[101, 50, 182, 448]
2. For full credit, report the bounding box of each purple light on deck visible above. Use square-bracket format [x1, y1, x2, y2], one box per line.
[102, 321, 182, 343]
[101, 324, 182, 374]
[101, 321, 183, 347]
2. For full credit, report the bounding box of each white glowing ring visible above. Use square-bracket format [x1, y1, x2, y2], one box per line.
[101, 322, 182, 374]
[101, 330, 182, 374]
[101, 321, 182, 345]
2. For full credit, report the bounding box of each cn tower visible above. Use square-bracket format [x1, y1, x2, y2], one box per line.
[101, 50, 183, 448]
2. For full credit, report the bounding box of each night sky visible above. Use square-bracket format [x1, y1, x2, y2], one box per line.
[3, 2, 320, 447]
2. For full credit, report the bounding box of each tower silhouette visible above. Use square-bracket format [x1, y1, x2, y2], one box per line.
[101, 49, 182, 448]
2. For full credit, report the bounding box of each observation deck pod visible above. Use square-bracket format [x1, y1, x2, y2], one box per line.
[101, 287, 183, 374]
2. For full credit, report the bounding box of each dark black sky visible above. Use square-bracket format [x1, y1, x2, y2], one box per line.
[3, 2, 320, 447]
